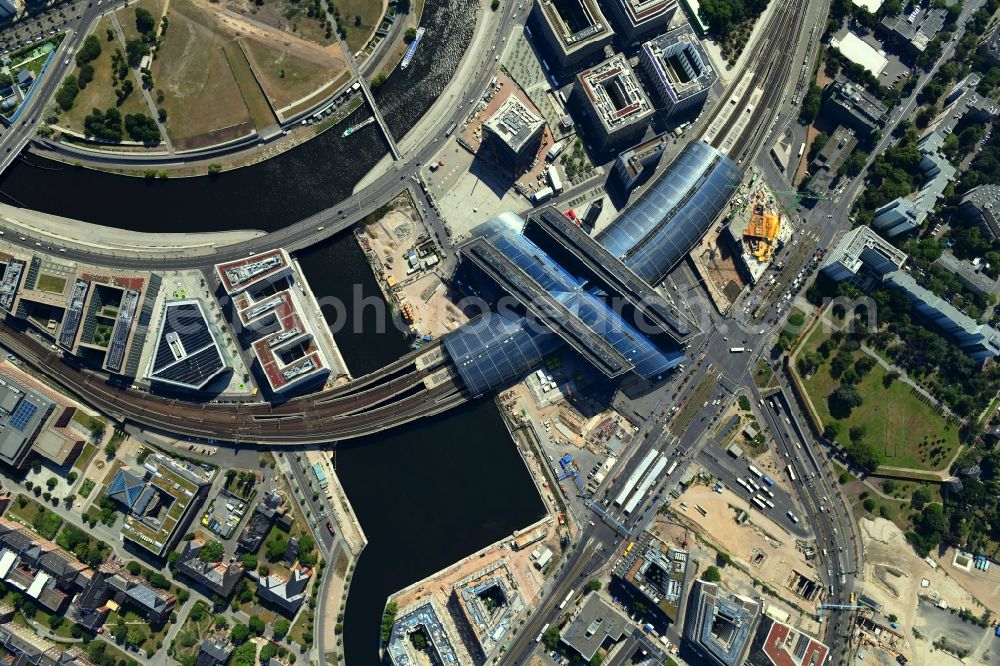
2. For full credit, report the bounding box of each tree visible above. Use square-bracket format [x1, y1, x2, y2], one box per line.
[542, 626, 561, 649]
[230, 623, 250, 644]
[188, 601, 208, 623]
[491, 0, 499, 8]
[849, 426, 866, 443]
[404, 27, 417, 43]
[823, 422, 841, 440]
[124, 113, 160, 142]
[409, 630, 427, 650]
[125, 626, 145, 647]
[248, 616, 265, 636]
[55, 76, 80, 111]
[157, 107, 167, 122]
[703, 565, 722, 582]
[241, 553, 257, 570]
[584, 579, 601, 593]
[260, 643, 278, 662]
[231, 642, 256, 666]
[266, 533, 288, 561]
[46, 477, 58, 491]
[829, 384, 863, 418]
[78, 63, 95, 88]
[911, 487, 933, 510]
[273, 618, 290, 639]
[126, 38, 148, 68]
[127, 561, 142, 576]
[863, 498, 876, 512]
[76, 35, 102, 66]
[198, 540, 225, 562]
[135, 7, 156, 35]
[147, 572, 170, 589]
[297, 534, 316, 565]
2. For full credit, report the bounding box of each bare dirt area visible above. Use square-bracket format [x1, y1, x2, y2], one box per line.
[673, 484, 823, 617]
[222, 0, 340, 48]
[242, 36, 346, 112]
[152, 0, 253, 149]
[859, 517, 996, 666]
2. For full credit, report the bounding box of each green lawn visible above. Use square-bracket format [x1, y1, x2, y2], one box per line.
[331, 0, 383, 52]
[7, 495, 62, 539]
[169, 600, 217, 663]
[799, 330, 959, 471]
[35, 273, 66, 294]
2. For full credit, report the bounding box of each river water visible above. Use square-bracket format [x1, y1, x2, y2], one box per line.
[0, 1, 543, 662]
[0, 0, 479, 233]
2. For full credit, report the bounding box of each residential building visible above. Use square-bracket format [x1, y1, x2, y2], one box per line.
[480, 95, 545, 173]
[175, 539, 244, 597]
[560, 594, 630, 662]
[604, 0, 677, 43]
[530, 0, 614, 68]
[107, 453, 213, 558]
[447, 558, 524, 663]
[256, 565, 312, 615]
[237, 492, 285, 554]
[571, 53, 655, 150]
[196, 638, 233, 666]
[822, 79, 888, 139]
[106, 568, 175, 624]
[885, 271, 1000, 361]
[872, 135, 956, 238]
[934, 252, 997, 297]
[0, 616, 96, 666]
[959, 184, 1000, 241]
[0, 517, 91, 614]
[820, 226, 907, 283]
[879, 5, 948, 54]
[0, 0, 20, 22]
[806, 125, 857, 195]
[612, 134, 666, 192]
[682, 580, 761, 666]
[639, 22, 716, 118]
[386, 599, 461, 666]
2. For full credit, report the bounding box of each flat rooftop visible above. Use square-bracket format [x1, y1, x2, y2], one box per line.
[148, 299, 227, 390]
[615, 0, 677, 29]
[577, 54, 655, 132]
[539, 0, 612, 49]
[216, 250, 291, 295]
[642, 23, 717, 103]
[881, 6, 947, 51]
[830, 31, 887, 76]
[483, 95, 545, 154]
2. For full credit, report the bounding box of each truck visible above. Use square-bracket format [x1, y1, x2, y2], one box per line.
[531, 187, 554, 204]
[546, 140, 566, 161]
[547, 165, 563, 193]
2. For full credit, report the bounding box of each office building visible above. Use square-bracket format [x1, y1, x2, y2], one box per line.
[682, 580, 761, 666]
[746, 617, 830, 666]
[481, 95, 545, 173]
[108, 453, 213, 558]
[146, 299, 228, 391]
[820, 226, 907, 284]
[571, 53, 655, 150]
[805, 125, 856, 195]
[879, 5, 948, 54]
[822, 79, 888, 139]
[216, 249, 337, 394]
[640, 22, 716, 117]
[560, 594, 630, 662]
[613, 530, 689, 622]
[531, 0, 613, 68]
[0, 372, 58, 470]
[604, 0, 677, 42]
[613, 133, 666, 192]
[959, 184, 1000, 241]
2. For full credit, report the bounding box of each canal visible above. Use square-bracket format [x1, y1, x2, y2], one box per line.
[298, 234, 545, 665]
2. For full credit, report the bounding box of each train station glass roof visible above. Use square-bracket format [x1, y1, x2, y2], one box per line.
[595, 140, 743, 284]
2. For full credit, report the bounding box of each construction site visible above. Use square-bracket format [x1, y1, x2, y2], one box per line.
[691, 172, 796, 309]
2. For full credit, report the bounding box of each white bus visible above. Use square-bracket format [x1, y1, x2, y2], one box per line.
[666, 461, 678, 476]
[786, 464, 797, 482]
[764, 499, 775, 508]
[535, 622, 550, 642]
[747, 464, 763, 478]
[787, 511, 799, 524]
[752, 496, 767, 510]
[559, 591, 575, 610]
[730, 347, 746, 353]
[736, 477, 751, 492]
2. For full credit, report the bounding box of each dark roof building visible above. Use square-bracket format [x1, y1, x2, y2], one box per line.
[147, 299, 228, 391]
[613, 531, 689, 622]
[879, 5, 948, 54]
[613, 134, 666, 192]
[0, 617, 98, 666]
[480, 95, 545, 173]
[0, 372, 58, 469]
[237, 495, 283, 554]
[806, 125, 857, 195]
[746, 617, 830, 666]
[174, 539, 244, 597]
[934, 252, 997, 297]
[196, 638, 233, 666]
[959, 184, 1000, 241]
[822, 79, 888, 139]
[603, 0, 677, 42]
[0, 517, 91, 614]
[560, 594, 629, 661]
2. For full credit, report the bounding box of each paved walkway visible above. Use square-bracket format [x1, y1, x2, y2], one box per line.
[108, 13, 175, 153]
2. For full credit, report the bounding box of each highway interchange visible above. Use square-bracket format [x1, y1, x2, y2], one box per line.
[0, 0, 985, 662]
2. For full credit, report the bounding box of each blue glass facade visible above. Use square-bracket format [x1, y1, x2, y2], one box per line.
[596, 141, 743, 284]
[448, 212, 684, 395]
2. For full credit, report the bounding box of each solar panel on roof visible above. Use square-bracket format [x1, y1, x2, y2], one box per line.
[8, 399, 38, 432]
